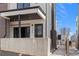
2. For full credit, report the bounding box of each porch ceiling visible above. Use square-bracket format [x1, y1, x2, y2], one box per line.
[8, 13, 42, 22]
[0, 6, 46, 20]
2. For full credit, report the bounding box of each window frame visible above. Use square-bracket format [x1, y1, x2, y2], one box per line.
[17, 3, 30, 9]
[34, 24, 43, 38]
[21, 26, 30, 38]
[23, 3, 30, 8]
[13, 26, 30, 38]
[13, 27, 19, 38]
[17, 3, 24, 9]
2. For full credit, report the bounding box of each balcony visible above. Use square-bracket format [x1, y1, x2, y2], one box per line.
[0, 6, 45, 20]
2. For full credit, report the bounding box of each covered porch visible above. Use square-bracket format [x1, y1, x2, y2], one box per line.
[0, 6, 46, 38]
[0, 6, 51, 56]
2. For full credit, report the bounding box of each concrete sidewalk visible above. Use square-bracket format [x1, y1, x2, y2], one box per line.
[50, 45, 66, 56]
[68, 47, 79, 56]
[50, 45, 79, 56]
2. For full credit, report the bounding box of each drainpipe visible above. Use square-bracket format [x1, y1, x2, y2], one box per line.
[4, 19, 7, 38]
[2, 17, 10, 38]
[46, 3, 50, 55]
[46, 3, 47, 38]
[2, 17, 9, 38]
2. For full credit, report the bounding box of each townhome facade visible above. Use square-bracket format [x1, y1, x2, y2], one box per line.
[0, 3, 56, 56]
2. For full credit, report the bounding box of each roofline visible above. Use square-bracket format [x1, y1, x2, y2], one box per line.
[0, 6, 46, 15]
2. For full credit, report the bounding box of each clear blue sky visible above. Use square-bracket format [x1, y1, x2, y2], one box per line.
[55, 3, 78, 34]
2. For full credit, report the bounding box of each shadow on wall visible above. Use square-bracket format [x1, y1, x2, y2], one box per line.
[0, 50, 31, 56]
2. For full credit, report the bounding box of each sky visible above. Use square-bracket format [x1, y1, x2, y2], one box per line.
[55, 3, 78, 35]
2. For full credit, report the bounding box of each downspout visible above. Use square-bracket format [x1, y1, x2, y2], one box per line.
[2, 17, 10, 38]
[46, 3, 50, 55]
[3, 19, 7, 38]
[45, 3, 47, 38]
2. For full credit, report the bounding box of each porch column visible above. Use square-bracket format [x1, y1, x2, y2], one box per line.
[18, 14, 21, 38]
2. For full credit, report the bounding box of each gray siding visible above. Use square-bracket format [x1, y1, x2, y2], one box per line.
[0, 3, 8, 38]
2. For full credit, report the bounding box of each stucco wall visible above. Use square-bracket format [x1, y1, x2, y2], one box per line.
[0, 38, 50, 56]
[8, 3, 17, 10]
[8, 3, 46, 12]
[0, 3, 7, 11]
[0, 3, 8, 38]
[30, 3, 46, 12]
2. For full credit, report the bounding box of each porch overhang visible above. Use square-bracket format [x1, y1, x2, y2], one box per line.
[0, 6, 46, 20]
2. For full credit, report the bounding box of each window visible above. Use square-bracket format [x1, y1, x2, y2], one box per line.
[58, 35, 61, 40]
[21, 27, 30, 38]
[35, 24, 43, 37]
[24, 3, 30, 8]
[14, 27, 19, 38]
[13, 27, 30, 38]
[17, 3, 23, 9]
[17, 3, 30, 9]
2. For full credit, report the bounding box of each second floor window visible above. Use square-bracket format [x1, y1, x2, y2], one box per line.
[17, 3, 30, 9]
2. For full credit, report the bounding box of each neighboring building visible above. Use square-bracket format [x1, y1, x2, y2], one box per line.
[60, 27, 70, 45]
[0, 3, 56, 56]
[56, 32, 61, 46]
[70, 33, 76, 47]
[70, 33, 76, 42]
